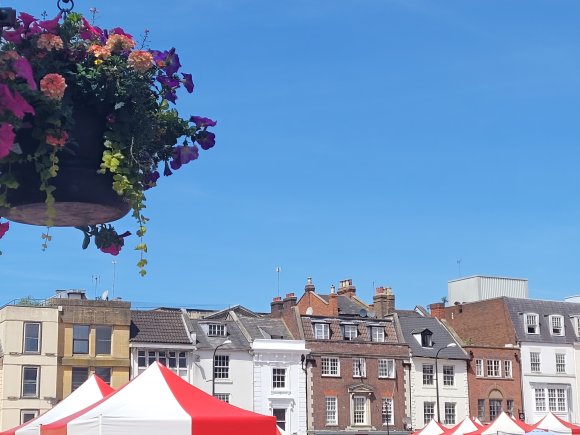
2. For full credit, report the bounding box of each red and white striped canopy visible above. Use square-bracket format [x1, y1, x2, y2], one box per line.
[447, 417, 484, 435]
[1, 375, 113, 435]
[465, 412, 537, 435]
[40, 362, 278, 435]
[413, 419, 449, 435]
[533, 412, 580, 434]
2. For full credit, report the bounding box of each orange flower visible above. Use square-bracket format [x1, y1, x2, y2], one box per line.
[128, 50, 154, 73]
[45, 130, 69, 148]
[105, 34, 135, 52]
[88, 44, 111, 59]
[36, 34, 64, 51]
[40, 73, 67, 100]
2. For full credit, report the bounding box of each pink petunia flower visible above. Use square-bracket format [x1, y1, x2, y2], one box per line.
[0, 221, 9, 239]
[0, 123, 15, 159]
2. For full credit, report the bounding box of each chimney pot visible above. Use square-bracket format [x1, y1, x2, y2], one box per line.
[285, 292, 295, 298]
[330, 285, 335, 294]
[273, 296, 282, 302]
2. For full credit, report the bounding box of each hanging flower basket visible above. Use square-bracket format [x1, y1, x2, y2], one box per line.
[0, 11, 216, 274]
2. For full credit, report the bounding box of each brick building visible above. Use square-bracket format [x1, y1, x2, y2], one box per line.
[272, 279, 410, 434]
[430, 300, 524, 423]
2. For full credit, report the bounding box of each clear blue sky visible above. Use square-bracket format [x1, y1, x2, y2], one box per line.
[2, 0, 580, 311]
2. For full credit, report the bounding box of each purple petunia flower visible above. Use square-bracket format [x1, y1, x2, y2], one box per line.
[151, 48, 181, 75]
[2, 29, 24, 44]
[0, 123, 15, 159]
[163, 161, 173, 176]
[109, 27, 133, 39]
[0, 84, 35, 119]
[196, 131, 216, 150]
[18, 12, 36, 29]
[80, 17, 105, 41]
[38, 14, 61, 33]
[142, 171, 160, 190]
[157, 75, 179, 89]
[13, 58, 36, 90]
[190, 116, 217, 128]
[170, 144, 199, 170]
[181, 73, 194, 93]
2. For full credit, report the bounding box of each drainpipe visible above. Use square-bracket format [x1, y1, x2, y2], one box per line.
[301, 354, 315, 434]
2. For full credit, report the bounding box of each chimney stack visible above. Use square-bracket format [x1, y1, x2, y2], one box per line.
[373, 286, 395, 318]
[283, 292, 297, 311]
[429, 302, 445, 319]
[337, 279, 356, 298]
[270, 296, 284, 318]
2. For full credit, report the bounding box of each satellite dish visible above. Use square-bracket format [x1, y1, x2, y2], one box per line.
[368, 311, 376, 318]
[305, 307, 313, 315]
[101, 290, 109, 301]
[359, 308, 367, 318]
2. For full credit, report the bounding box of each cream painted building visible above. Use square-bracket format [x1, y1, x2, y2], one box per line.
[0, 304, 59, 430]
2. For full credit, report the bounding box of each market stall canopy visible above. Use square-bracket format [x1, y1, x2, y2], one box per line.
[447, 417, 484, 435]
[0, 375, 113, 435]
[40, 362, 278, 435]
[533, 412, 580, 434]
[413, 419, 449, 435]
[465, 412, 537, 435]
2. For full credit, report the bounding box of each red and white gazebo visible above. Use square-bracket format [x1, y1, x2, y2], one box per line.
[40, 362, 278, 435]
[533, 412, 580, 434]
[465, 412, 537, 435]
[447, 417, 484, 435]
[413, 419, 449, 435]
[1, 375, 113, 435]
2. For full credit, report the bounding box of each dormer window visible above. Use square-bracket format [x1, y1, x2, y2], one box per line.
[421, 330, 433, 347]
[574, 317, 580, 337]
[550, 315, 564, 336]
[370, 326, 385, 342]
[525, 313, 539, 334]
[343, 324, 358, 341]
[208, 324, 226, 337]
[314, 323, 330, 340]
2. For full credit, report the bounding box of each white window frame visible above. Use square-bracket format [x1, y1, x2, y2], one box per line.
[352, 357, 366, 378]
[535, 388, 546, 411]
[23, 322, 41, 354]
[325, 397, 338, 425]
[556, 353, 566, 374]
[272, 368, 286, 390]
[352, 395, 368, 426]
[444, 402, 456, 425]
[382, 397, 394, 425]
[321, 356, 340, 377]
[550, 315, 564, 336]
[208, 323, 226, 337]
[504, 360, 513, 378]
[424, 402, 435, 424]
[371, 326, 385, 342]
[21, 366, 39, 398]
[526, 313, 539, 334]
[489, 399, 502, 420]
[20, 410, 39, 425]
[487, 359, 501, 377]
[214, 354, 230, 379]
[343, 324, 358, 341]
[137, 349, 187, 377]
[443, 365, 454, 386]
[575, 317, 580, 337]
[378, 359, 395, 379]
[475, 359, 483, 377]
[423, 364, 434, 385]
[214, 393, 230, 402]
[530, 352, 541, 373]
[314, 323, 330, 340]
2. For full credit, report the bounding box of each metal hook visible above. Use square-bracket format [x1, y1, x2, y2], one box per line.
[57, 0, 74, 17]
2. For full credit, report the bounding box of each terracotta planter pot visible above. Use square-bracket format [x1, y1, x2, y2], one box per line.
[0, 106, 131, 227]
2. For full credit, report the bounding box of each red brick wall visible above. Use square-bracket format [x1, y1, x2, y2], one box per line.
[307, 340, 410, 431]
[296, 292, 338, 316]
[464, 346, 523, 422]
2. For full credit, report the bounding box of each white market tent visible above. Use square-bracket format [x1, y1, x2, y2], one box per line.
[40, 362, 278, 435]
[533, 412, 580, 434]
[465, 412, 537, 435]
[413, 419, 449, 435]
[447, 417, 483, 435]
[0, 375, 113, 435]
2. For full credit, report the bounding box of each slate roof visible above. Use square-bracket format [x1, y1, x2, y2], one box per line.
[237, 316, 294, 340]
[397, 313, 469, 360]
[301, 316, 400, 343]
[318, 294, 371, 316]
[192, 317, 250, 350]
[504, 297, 580, 344]
[130, 310, 192, 344]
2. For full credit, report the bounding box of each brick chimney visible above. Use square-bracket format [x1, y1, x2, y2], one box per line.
[337, 279, 356, 298]
[373, 286, 395, 318]
[304, 277, 315, 293]
[270, 296, 284, 318]
[283, 292, 297, 311]
[429, 302, 445, 319]
[328, 285, 339, 316]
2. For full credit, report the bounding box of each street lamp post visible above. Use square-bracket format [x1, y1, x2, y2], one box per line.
[435, 343, 457, 422]
[212, 338, 232, 397]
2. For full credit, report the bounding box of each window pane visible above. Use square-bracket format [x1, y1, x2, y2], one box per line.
[95, 326, 112, 355]
[325, 397, 337, 425]
[24, 323, 40, 353]
[73, 325, 89, 354]
[273, 408, 286, 431]
[95, 367, 112, 385]
[214, 355, 229, 379]
[71, 367, 89, 391]
[22, 367, 39, 397]
[272, 368, 286, 389]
